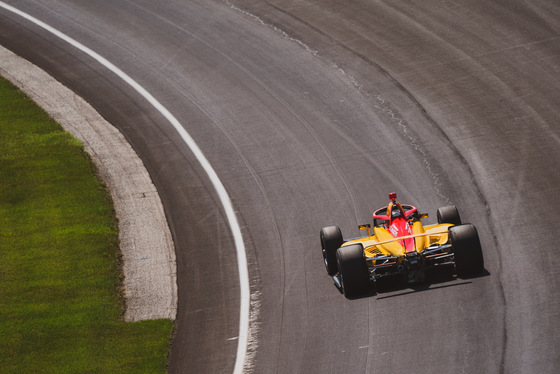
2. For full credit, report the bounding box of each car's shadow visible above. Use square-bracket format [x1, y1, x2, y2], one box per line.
[341, 267, 490, 300]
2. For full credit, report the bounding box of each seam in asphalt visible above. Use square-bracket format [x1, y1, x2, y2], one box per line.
[0, 44, 177, 322]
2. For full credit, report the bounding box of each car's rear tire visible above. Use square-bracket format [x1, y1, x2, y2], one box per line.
[449, 224, 484, 276]
[437, 205, 462, 226]
[336, 244, 371, 298]
[320, 226, 343, 275]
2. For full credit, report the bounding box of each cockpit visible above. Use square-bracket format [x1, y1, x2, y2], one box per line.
[372, 192, 418, 227]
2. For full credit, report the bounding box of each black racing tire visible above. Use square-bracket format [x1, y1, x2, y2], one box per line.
[437, 205, 462, 226]
[449, 224, 484, 277]
[336, 244, 370, 298]
[320, 226, 343, 276]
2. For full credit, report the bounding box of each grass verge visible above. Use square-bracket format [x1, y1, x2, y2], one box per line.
[0, 76, 173, 373]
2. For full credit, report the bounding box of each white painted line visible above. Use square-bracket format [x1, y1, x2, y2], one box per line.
[0, 2, 250, 373]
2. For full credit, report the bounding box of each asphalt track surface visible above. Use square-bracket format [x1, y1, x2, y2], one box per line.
[1, 1, 559, 373]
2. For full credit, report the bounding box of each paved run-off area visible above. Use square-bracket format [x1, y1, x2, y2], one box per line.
[0, 45, 177, 322]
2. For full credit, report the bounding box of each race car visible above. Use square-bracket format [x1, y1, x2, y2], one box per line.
[320, 192, 484, 297]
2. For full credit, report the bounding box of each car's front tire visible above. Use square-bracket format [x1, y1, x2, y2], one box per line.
[320, 226, 343, 275]
[437, 205, 462, 226]
[449, 224, 484, 276]
[336, 244, 370, 298]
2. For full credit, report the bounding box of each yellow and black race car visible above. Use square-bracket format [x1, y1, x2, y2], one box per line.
[320, 193, 484, 298]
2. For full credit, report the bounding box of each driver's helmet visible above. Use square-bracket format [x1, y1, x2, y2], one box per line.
[387, 200, 405, 222]
[390, 204, 404, 220]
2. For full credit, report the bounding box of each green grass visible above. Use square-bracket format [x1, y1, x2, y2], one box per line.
[0, 77, 174, 373]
